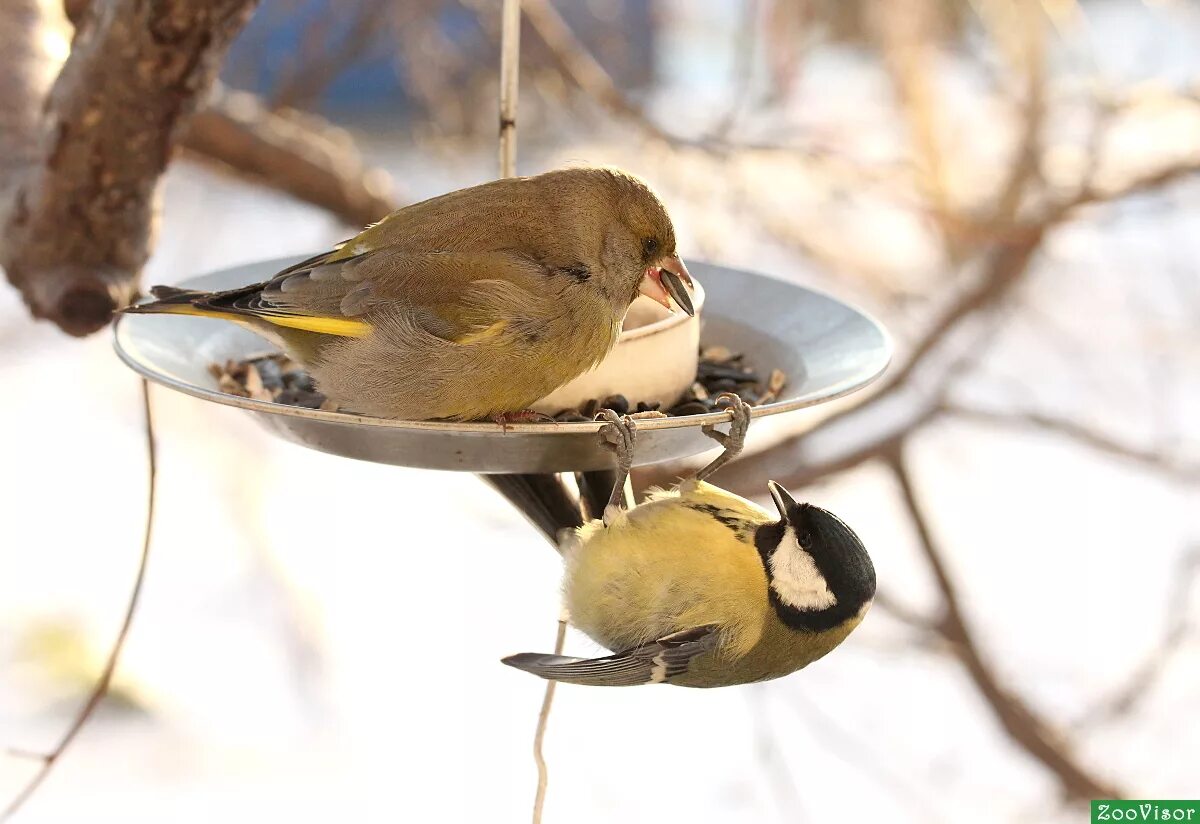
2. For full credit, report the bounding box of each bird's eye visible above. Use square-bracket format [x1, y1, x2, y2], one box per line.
[642, 237, 659, 258]
[798, 531, 814, 547]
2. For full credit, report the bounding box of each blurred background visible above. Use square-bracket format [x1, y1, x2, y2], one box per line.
[1, 0, 1198, 821]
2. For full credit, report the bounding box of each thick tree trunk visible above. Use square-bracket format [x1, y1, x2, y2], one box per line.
[1, 0, 258, 336]
[0, 0, 67, 232]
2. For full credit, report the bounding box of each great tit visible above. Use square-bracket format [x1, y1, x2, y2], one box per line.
[123, 167, 694, 422]
[503, 396, 876, 687]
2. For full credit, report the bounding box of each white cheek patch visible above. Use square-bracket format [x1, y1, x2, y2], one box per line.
[769, 527, 837, 612]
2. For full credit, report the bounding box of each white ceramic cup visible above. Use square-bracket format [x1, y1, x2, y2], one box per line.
[533, 279, 705, 414]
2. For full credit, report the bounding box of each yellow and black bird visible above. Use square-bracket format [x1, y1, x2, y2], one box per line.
[123, 167, 693, 422]
[503, 396, 876, 687]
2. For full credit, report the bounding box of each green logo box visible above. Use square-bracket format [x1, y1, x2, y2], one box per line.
[1092, 802, 1199, 822]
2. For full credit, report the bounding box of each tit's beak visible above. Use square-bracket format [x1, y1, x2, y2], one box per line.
[637, 254, 695, 316]
[767, 480, 798, 520]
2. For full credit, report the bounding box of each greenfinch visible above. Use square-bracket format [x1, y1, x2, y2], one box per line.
[503, 398, 876, 687]
[124, 167, 693, 421]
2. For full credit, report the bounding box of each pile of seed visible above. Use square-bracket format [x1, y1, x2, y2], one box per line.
[209, 354, 334, 410]
[210, 346, 786, 420]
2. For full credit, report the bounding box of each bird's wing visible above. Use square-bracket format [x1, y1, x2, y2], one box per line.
[501, 625, 720, 687]
[179, 245, 546, 341]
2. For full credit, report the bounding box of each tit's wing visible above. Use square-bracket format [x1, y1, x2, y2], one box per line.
[502, 625, 720, 687]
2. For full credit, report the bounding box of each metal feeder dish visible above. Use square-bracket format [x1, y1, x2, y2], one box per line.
[114, 258, 891, 473]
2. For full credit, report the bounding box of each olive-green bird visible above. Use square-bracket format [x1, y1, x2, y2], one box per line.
[503, 396, 876, 687]
[123, 167, 694, 421]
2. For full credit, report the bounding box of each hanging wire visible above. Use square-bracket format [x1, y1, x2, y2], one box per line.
[499, 0, 521, 178]
[496, 3, 570, 819]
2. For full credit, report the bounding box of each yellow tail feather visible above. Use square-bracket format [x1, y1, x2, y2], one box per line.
[128, 302, 370, 338]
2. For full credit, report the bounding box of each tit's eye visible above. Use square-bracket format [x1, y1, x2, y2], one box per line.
[642, 237, 659, 258]
[797, 530, 814, 548]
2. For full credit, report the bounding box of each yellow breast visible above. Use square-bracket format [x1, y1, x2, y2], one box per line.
[564, 482, 775, 658]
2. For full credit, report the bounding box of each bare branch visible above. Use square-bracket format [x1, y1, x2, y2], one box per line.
[885, 443, 1123, 802]
[521, 0, 675, 146]
[705, 0, 761, 140]
[943, 404, 1200, 483]
[1, 379, 157, 821]
[1, 0, 258, 336]
[634, 402, 942, 499]
[1075, 549, 1200, 729]
[871, 0, 956, 247]
[181, 86, 398, 227]
[1047, 153, 1200, 224]
[746, 689, 807, 820]
[270, 0, 391, 111]
[873, 589, 942, 635]
[982, 0, 1047, 225]
[786, 689, 942, 819]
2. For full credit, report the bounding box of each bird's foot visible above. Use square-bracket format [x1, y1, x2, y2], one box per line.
[595, 409, 638, 524]
[491, 409, 558, 432]
[694, 393, 753, 482]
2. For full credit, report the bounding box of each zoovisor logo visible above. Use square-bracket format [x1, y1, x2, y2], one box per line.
[1093, 802, 1200, 822]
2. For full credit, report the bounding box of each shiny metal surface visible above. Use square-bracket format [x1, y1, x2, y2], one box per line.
[113, 257, 891, 472]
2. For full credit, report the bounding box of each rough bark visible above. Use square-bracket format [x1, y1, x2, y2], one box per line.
[1, 0, 258, 336]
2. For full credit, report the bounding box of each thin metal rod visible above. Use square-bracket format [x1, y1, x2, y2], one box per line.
[499, 0, 521, 178]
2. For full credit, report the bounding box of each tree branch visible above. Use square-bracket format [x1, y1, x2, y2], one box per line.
[1, 379, 157, 821]
[1075, 549, 1200, 729]
[885, 443, 1123, 802]
[942, 404, 1200, 483]
[181, 86, 397, 228]
[1, 0, 258, 336]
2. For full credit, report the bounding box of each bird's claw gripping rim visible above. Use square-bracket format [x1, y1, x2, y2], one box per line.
[595, 409, 638, 524]
[694, 393, 753, 482]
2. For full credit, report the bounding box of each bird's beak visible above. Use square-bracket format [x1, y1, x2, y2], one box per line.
[767, 480, 798, 520]
[638, 255, 695, 316]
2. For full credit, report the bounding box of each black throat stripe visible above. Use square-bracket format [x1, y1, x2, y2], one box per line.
[684, 502, 755, 541]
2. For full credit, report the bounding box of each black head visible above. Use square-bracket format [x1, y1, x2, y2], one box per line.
[753, 481, 876, 632]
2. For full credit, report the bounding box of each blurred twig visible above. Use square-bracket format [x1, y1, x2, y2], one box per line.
[885, 443, 1123, 802]
[521, 0, 673, 147]
[707, 0, 762, 140]
[980, 0, 1047, 225]
[872, 0, 957, 254]
[270, 0, 392, 111]
[1075, 549, 1200, 729]
[786, 688, 944, 821]
[942, 404, 1200, 483]
[1, 379, 157, 821]
[677, 225, 1042, 497]
[182, 86, 398, 227]
[673, 136, 1200, 497]
[747, 688, 808, 822]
